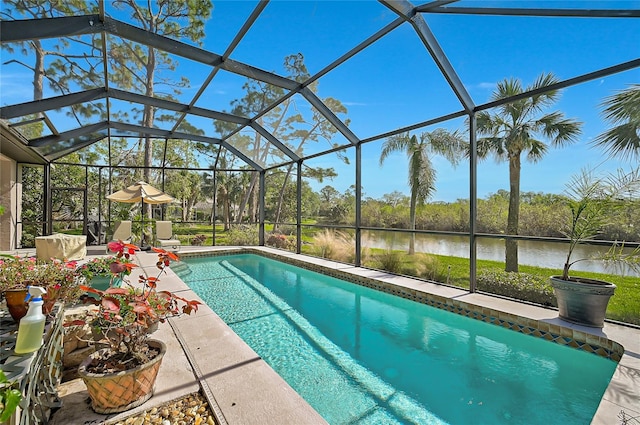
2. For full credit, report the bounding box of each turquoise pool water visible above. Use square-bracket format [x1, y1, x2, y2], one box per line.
[176, 254, 616, 425]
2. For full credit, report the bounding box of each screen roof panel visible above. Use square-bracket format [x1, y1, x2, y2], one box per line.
[0, 0, 638, 173]
[229, 1, 396, 76]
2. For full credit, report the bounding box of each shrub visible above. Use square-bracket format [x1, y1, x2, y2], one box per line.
[276, 225, 296, 236]
[310, 229, 355, 263]
[227, 225, 258, 246]
[266, 233, 294, 250]
[413, 253, 448, 283]
[377, 250, 403, 274]
[477, 270, 557, 307]
[191, 234, 207, 246]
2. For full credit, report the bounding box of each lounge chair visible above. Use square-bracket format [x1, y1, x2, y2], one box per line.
[107, 220, 132, 253]
[155, 221, 181, 251]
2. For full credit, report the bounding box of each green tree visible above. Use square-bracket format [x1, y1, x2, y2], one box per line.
[107, 0, 212, 206]
[592, 84, 640, 162]
[211, 54, 345, 226]
[379, 129, 465, 255]
[1, 0, 100, 104]
[476, 73, 582, 272]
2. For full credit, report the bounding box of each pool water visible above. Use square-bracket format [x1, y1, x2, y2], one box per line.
[176, 254, 616, 425]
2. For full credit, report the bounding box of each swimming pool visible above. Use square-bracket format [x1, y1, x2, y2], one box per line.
[176, 253, 617, 425]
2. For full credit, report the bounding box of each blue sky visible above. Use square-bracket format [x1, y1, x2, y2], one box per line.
[1, 1, 639, 202]
[201, 1, 640, 201]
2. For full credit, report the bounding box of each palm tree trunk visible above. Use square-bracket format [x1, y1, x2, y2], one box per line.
[506, 154, 521, 272]
[409, 191, 417, 255]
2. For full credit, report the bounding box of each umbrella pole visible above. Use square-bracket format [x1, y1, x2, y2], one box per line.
[140, 199, 151, 250]
[141, 199, 146, 248]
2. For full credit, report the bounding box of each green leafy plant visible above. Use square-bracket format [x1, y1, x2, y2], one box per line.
[0, 370, 22, 422]
[76, 256, 132, 282]
[560, 167, 640, 280]
[227, 225, 259, 246]
[477, 270, 556, 306]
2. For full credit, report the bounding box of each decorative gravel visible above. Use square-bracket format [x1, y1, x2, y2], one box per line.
[108, 392, 217, 425]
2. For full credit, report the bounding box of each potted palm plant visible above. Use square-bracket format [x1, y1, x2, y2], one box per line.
[550, 167, 640, 327]
[66, 241, 201, 414]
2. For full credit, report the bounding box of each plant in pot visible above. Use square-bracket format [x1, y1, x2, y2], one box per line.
[0, 255, 84, 321]
[76, 255, 133, 291]
[65, 241, 201, 414]
[550, 167, 640, 327]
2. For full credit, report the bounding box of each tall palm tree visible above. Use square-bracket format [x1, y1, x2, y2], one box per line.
[477, 73, 582, 272]
[592, 84, 640, 162]
[379, 129, 465, 255]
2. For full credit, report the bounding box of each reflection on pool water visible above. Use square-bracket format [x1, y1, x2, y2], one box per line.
[177, 254, 616, 425]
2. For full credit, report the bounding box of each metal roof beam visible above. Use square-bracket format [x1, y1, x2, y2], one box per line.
[306, 17, 405, 86]
[301, 87, 360, 146]
[3, 16, 300, 93]
[381, 0, 475, 113]
[250, 123, 300, 162]
[109, 89, 250, 124]
[104, 17, 223, 66]
[418, 5, 640, 18]
[46, 134, 106, 161]
[29, 121, 109, 147]
[109, 122, 263, 171]
[0, 14, 102, 42]
[0, 88, 106, 119]
[221, 59, 300, 91]
[476, 58, 640, 113]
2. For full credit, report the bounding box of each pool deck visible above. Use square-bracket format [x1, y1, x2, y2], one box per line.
[44, 246, 639, 424]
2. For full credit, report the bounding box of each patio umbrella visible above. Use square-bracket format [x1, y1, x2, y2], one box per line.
[106, 181, 174, 246]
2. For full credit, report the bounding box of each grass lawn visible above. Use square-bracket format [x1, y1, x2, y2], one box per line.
[157, 225, 640, 326]
[373, 251, 640, 326]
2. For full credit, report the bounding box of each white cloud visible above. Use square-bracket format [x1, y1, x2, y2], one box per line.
[475, 82, 496, 90]
[342, 101, 368, 107]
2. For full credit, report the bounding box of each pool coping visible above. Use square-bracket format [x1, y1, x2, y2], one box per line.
[177, 246, 640, 425]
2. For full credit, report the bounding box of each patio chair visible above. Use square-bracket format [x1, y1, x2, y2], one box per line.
[107, 220, 132, 253]
[155, 221, 181, 251]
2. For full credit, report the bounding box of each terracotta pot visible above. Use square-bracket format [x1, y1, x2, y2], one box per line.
[78, 339, 166, 414]
[4, 288, 29, 322]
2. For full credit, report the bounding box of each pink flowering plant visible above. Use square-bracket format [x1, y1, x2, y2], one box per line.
[0, 254, 84, 307]
[76, 255, 133, 283]
[66, 241, 201, 368]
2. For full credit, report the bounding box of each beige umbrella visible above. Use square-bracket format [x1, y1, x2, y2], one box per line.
[107, 181, 174, 246]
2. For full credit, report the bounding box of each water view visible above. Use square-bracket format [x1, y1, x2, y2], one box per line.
[363, 231, 640, 277]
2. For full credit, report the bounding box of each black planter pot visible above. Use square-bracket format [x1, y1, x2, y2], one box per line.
[550, 276, 616, 328]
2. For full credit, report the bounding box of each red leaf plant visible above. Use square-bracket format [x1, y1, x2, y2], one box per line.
[65, 241, 201, 368]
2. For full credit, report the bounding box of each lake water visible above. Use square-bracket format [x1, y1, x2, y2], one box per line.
[362, 230, 640, 277]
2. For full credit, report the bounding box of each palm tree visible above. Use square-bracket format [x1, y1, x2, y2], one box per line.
[592, 84, 640, 162]
[379, 129, 465, 255]
[476, 73, 582, 272]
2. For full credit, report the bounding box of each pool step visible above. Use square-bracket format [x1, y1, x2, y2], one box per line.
[170, 261, 192, 276]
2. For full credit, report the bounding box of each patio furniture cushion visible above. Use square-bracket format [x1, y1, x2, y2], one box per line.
[155, 221, 180, 251]
[35, 234, 87, 261]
